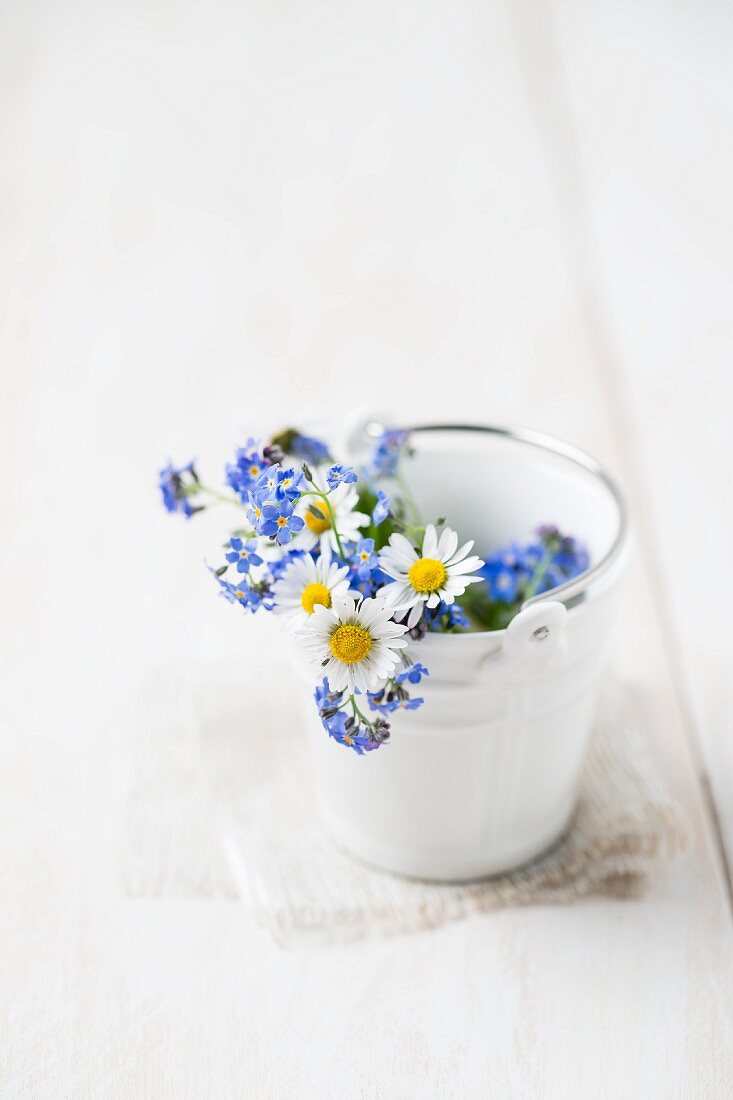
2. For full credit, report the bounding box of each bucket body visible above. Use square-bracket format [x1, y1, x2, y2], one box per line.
[303, 425, 630, 882]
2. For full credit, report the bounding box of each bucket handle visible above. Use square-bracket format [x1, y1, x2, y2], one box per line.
[494, 600, 568, 666]
[350, 416, 630, 613]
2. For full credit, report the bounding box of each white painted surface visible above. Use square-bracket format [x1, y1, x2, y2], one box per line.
[2, 1, 733, 1095]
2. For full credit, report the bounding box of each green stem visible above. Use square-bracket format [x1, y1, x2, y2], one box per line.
[184, 482, 249, 512]
[523, 546, 555, 600]
[300, 487, 346, 558]
[350, 694, 372, 726]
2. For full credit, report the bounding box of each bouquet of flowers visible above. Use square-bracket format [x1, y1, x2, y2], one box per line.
[159, 428, 588, 754]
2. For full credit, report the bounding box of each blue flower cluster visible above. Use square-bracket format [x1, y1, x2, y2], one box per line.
[481, 525, 590, 603]
[367, 429, 411, 479]
[208, 565, 274, 614]
[396, 661, 430, 685]
[401, 600, 469, 639]
[290, 433, 331, 465]
[243, 463, 306, 546]
[367, 661, 428, 716]
[226, 439, 267, 498]
[159, 460, 202, 518]
[350, 537, 378, 579]
[314, 679, 390, 755]
[347, 538, 391, 598]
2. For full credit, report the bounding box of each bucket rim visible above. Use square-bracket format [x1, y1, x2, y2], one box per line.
[362, 419, 630, 635]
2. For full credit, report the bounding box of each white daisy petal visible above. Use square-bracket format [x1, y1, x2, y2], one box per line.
[423, 524, 438, 558]
[407, 602, 424, 627]
[380, 581, 414, 609]
[388, 533, 419, 561]
[448, 556, 485, 575]
[438, 527, 458, 562]
[445, 540, 476, 566]
[378, 560, 408, 581]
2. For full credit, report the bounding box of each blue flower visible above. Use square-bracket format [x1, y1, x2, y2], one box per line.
[326, 464, 358, 491]
[367, 671, 425, 715]
[225, 439, 265, 497]
[209, 567, 258, 610]
[260, 498, 305, 545]
[325, 711, 373, 755]
[395, 661, 429, 685]
[275, 466, 305, 501]
[368, 430, 411, 478]
[314, 677, 339, 712]
[350, 537, 378, 580]
[482, 562, 519, 603]
[366, 691, 400, 715]
[246, 490, 268, 533]
[418, 600, 469, 635]
[252, 463, 304, 504]
[552, 536, 590, 577]
[290, 433, 331, 465]
[518, 544, 543, 570]
[314, 679, 389, 753]
[225, 537, 263, 574]
[223, 578, 253, 607]
[253, 464, 282, 500]
[367, 690, 423, 717]
[207, 562, 274, 614]
[372, 490, 391, 525]
[445, 603, 469, 629]
[159, 460, 201, 517]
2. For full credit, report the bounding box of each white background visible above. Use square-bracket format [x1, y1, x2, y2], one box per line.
[2, 1, 733, 1095]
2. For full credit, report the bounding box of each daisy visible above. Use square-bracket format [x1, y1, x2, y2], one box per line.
[378, 524, 485, 628]
[300, 596, 408, 695]
[272, 553, 356, 625]
[294, 475, 369, 556]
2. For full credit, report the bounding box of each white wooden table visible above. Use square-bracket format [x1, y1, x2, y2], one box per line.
[2, 2, 733, 1094]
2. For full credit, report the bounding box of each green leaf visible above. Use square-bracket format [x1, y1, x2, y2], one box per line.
[458, 585, 520, 632]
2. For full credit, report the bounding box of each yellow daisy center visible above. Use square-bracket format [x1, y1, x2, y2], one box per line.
[329, 623, 372, 665]
[277, 516, 288, 528]
[305, 502, 331, 535]
[408, 557, 447, 593]
[301, 582, 332, 614]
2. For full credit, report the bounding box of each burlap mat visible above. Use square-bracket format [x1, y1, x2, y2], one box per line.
[123, 666, 688, 942]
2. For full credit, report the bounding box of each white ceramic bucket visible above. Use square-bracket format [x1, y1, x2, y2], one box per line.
[304, 424, 631, 882]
